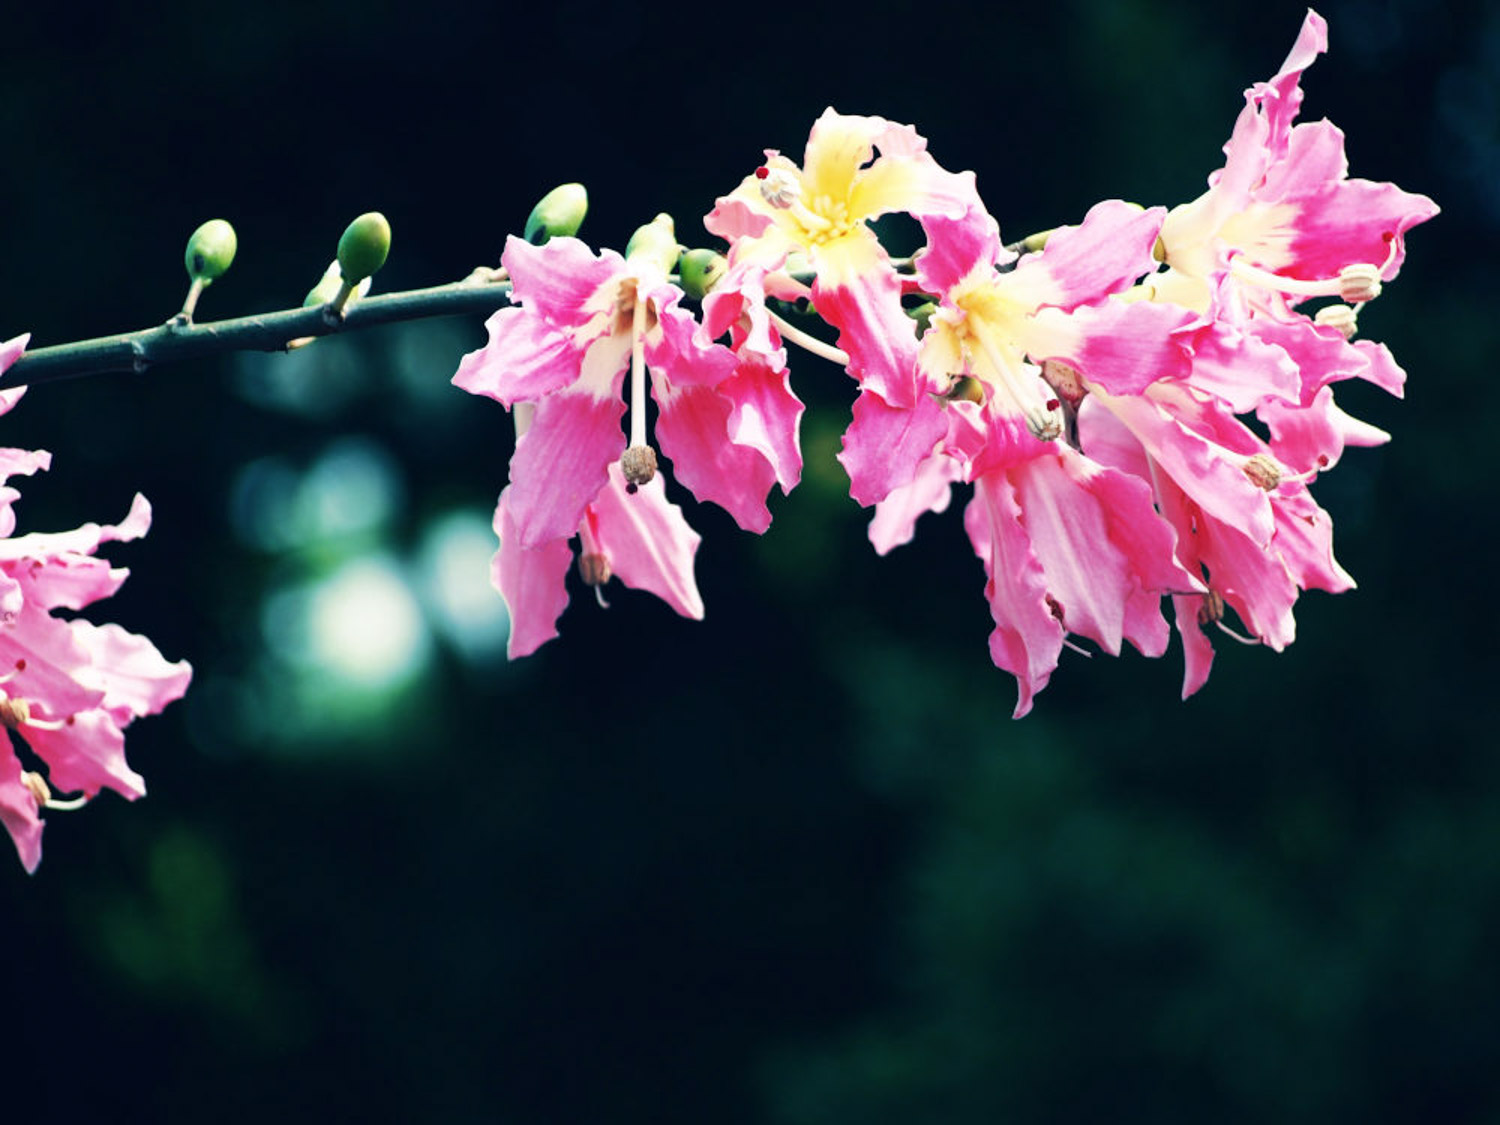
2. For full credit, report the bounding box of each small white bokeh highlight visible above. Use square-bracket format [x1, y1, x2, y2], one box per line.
[415, 509, 510, 660]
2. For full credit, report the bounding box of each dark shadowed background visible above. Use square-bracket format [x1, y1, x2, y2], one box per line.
[1, 0, 1494, 1121]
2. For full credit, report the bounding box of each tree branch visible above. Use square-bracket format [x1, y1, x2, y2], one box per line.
[2, 274, 515, 389]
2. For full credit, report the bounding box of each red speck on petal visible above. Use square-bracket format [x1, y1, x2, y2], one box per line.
[1046, 398, 1061, 412]
[754, 166, 770, 180]
[14, 659, 24, 671]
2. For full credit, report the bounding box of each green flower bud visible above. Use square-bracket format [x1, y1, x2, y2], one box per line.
[184, 219, 237, 285]
[524, 183, 589, 244]
[625, 213, 680, 275]
[337, 212, 391, 283]
[905, 300, 938, 337]
[677, 249, 727, 300]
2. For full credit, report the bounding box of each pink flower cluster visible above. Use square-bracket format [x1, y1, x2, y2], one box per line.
[453, 10, 1435, 716]
[0, 335, 192, 872]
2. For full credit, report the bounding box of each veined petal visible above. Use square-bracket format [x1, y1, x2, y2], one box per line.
[506, 385, 625, 549]
[501, 236, 626, 331]
[811, 234, 922, 406]
[719, 354, 804, 493]
[914, 211, 1005, 296]
[22, 710, 144, 801]
[838, 388, 948, 508]
[964, 474, 1062, 719]
[644, 286, 738, 390]
[1091, 385, 1275, 546]
[588, 465, 704, 621]
[1011, 201, 1165, 311]
[453, 306, 586, 406]
[1260, 384, 1388, 473]
[0, 743, 43, 873]
[491, 487, 573, 660]
[1249, 315, 1407, 401]
[0, 492, 152, 572]
[66, 620, 193, 722]
[1282, 177, 1440, 282]
[869, 448, 962, 557]
[1172, 593, 1218, 700]
[1272, 488, 1355, 595]
[653, 379, 775, 534]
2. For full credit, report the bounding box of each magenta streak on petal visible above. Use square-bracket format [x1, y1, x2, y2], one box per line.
[811, 263, 920, 407]
[1015, 201, 1165, 310]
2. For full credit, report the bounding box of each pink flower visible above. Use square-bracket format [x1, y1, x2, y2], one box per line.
[452, 228, 736, 656]
[706, 108, 988, 505]
[491, 454, 703, 660]
[0, 336, 192, 872]
[1155, 8, 1438, 405]
[455, 230, 784, 539]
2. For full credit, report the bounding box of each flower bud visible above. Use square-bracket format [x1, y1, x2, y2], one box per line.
[184, 219, 237, 285]
[625, 213, 680, 275]
[677, 249, 727, 299]
[524, 183, 589, 245]
[337, 212, 391, 283]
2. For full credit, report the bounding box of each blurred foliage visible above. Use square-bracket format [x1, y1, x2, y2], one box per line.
[1, 0, 1495, 1122]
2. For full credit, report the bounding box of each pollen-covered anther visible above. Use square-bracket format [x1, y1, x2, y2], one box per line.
[577, 553, 611, 587]
[620, 444, 658, 489]
[0, 696, 31, 729]
[1338, 263, 1383, 304]
[1040, 359, 1087, 407]
[1314, 302, 1360, 339]
[1242, 453, 1284, 491]
[756, 167, 800, 210]
[1025, 404, 1064, 443]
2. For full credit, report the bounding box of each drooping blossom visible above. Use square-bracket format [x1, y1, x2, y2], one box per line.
[856, 7, 1437, 708]
[486, 407, 705, 660]
[706, 108, 991, 505]
[453, 223, 749, 655]
[455, 225, 788, 539]
[872, 206, 1213, 714]
[0, 334, 193, 872]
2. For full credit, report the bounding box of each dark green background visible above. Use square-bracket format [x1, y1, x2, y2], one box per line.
[2, 1, 1492, 1121]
